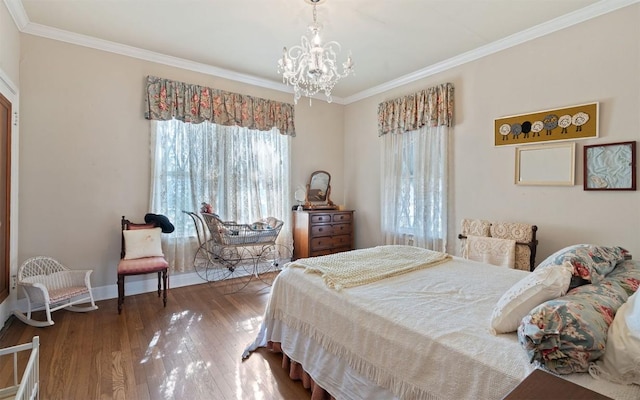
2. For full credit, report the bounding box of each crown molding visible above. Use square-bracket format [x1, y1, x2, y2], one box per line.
[4, 0, 637, 106]
[343, 0, 640, 104]
[3, 0, 29, 30]
[14, 20, 349, 105]
[0, 68, 18, 97]
[23, 21, 300, 93]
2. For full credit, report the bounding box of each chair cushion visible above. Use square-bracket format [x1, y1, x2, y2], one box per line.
[48, 286, 90, 303]
[118, 256, 168, 275]
[127, 222, 156, 230]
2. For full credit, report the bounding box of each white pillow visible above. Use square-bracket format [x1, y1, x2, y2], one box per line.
[490, 263, 572, 334]
[123, 227, 164, 259]
[589, 291, 640, 385]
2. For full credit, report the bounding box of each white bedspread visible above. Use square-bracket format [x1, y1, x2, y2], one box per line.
[244, 247, 640, 400]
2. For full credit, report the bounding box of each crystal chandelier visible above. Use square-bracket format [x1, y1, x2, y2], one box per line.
[278, 0, 354, 104]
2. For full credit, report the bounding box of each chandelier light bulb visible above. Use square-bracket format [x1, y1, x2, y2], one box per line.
[277, 1, 354, 104]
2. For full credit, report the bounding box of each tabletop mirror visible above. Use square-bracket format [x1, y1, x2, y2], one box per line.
[305, 170, 337, 209]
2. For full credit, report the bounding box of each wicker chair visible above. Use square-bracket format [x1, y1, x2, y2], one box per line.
[13, 256, 98, 327]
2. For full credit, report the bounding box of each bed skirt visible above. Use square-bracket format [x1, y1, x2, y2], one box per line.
[267, 341, 335, 400]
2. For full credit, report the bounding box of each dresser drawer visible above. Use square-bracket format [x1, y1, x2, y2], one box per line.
[310, 214, 332, 224]
[310, 236, 335, 251]
[310, 249, 334, 257]
[332, 213, 352, 223]
[332, 223, 351, 236]
[332, 234, 352, 247]
[311, 224, 332, 237]
[310, 235, 352, 251]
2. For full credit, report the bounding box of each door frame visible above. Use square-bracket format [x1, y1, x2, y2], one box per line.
[0, 67, 19, 328]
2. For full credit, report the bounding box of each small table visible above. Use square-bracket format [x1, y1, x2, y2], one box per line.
[503, 369, 612, 400]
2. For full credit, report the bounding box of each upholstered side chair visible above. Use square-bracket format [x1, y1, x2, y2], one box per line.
[117, 216, 170, 314]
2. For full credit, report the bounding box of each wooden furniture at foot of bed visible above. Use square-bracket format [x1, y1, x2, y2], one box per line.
[503, 369, 612, 400]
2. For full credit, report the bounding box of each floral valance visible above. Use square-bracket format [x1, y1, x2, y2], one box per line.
[378, 83, 454, 136]
[144, 75, 296, 136]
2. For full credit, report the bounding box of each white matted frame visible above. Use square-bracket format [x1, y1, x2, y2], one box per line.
[515, 142, 575, 186]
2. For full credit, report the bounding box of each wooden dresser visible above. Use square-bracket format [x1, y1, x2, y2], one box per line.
[292, 210, 354, 259]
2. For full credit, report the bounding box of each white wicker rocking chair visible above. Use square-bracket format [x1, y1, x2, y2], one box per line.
[13, 256, 98, 327]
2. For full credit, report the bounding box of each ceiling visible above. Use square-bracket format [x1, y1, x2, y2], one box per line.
[6, 0, 636, 103]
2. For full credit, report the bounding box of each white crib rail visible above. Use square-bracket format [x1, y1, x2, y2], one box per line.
[0, 336, 40, 400]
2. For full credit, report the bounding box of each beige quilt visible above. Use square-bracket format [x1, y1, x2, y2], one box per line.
[289, 245, 451, 289]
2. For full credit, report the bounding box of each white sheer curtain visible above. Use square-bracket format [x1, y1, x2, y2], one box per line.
[380, 125, 448, 251]
[150, 119, 292, 272]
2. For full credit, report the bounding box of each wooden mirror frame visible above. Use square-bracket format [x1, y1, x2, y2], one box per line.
[305, 170, 337, 209]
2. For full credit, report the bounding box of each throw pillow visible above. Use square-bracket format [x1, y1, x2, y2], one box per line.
[518, 279, 629, 374]
[490, 263, 572, 334]
[536, 244, 628, 283]
[589, 290, 640, 385]
[123, 227, 164, 259]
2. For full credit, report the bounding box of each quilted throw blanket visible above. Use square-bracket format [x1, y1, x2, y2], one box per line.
[288, 245, 451, 290]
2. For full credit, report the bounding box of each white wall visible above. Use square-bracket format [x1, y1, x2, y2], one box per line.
[0, 1, 20, 82]
[344, 4, 640, 264]
[17, 35, 344, 293]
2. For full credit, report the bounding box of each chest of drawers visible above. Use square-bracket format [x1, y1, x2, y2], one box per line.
[292, 210, 354, 259]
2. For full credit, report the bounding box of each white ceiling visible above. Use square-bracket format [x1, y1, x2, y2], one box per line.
[5, 0, 637, 103]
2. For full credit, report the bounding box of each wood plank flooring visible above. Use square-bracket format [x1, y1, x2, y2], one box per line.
[0, 277, 312, 400]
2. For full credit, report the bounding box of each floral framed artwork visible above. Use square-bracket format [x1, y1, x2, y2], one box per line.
[583, 141, 636, 191]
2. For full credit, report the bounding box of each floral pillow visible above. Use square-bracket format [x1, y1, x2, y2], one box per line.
[605, 259, 640, 296]
[536, 244, 628, 283]
[518, 278, 629, 374]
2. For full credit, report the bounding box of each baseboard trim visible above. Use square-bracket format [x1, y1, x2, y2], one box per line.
[5, 271, 205, 325]
[92, 270, 206, 302]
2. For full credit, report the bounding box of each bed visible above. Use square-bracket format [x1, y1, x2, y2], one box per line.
[243, 245, 640, 400]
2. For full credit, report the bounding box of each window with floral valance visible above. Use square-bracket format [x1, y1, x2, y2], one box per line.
[379, 83, 454, 252]
[377, 82, 453, 136]
[144, 76, 294, 272]
[144, 75, 296, 136]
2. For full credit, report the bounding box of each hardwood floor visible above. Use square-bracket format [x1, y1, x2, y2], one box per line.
[0, 277, 312, 400]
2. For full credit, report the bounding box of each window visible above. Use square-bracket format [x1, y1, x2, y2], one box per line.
[397, 133, 416, 233]
[380, 125, 448, 251]
[150, 119, 292, 271]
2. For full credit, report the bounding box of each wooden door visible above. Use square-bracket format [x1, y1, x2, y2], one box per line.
[0, 93, 10, 302]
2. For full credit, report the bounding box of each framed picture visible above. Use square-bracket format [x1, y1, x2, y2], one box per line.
[515, 142, 575, 186]
[495, 102, 598, 146]
[583, 141, 636, 191]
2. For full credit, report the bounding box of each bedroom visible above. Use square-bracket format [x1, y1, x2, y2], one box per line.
[0, 0, 639, 398]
